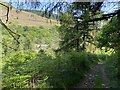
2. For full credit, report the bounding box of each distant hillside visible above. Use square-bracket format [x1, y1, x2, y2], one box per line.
[0, 2, 59, 28]
[23, 9, 60, 21]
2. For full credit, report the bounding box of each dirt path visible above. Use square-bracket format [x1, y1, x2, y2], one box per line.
[73, 63, 110, 88]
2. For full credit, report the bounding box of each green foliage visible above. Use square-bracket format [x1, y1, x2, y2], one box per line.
[105, 54, 118, 87]
[97, 16, 120, 83]
[2, 25, 59, 56]
[58, 3, 98, 52]
[2, 51, 98, 88]
[2, 51, 36, 88]
[97, 17, 120, 50]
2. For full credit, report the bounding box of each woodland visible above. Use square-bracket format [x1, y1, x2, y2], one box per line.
[0, 0, 120, 89]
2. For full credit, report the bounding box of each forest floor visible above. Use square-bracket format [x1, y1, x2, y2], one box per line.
[73, 63, 110, 88]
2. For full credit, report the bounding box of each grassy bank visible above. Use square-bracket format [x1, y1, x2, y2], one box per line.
[104, 54, 118, 87]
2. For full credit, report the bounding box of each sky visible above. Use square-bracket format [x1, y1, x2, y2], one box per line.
[2, 0, 120, 2]
[2, 0, 120, 14]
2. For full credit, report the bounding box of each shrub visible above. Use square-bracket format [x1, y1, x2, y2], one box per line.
[2, 51, 36, 88]
[2, 51, 98, 88]
[41, 51, 98, 88]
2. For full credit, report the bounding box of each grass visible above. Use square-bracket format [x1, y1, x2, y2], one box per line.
[94, 71, 104, 88]
[104, 54, 118, 87]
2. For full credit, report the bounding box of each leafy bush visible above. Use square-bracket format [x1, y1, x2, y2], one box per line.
[2, 51, 36, 88]
[2, 51, 98, 88]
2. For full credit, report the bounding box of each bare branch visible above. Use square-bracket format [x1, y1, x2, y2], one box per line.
[88, 9, 120, 22]
[0, 2, 9, 22]
[0, 19, 20, 44]
[0, 2, 20, 44]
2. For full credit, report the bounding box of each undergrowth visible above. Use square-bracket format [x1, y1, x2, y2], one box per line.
[2, 51, 98, 89]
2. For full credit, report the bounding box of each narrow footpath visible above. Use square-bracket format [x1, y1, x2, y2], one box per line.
[74, 63, 110, 88]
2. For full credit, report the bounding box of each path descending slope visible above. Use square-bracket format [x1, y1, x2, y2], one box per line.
[74, 63, 110, 88]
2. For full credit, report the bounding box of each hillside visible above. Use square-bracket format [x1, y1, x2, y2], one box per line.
[0, 2, 59, 28]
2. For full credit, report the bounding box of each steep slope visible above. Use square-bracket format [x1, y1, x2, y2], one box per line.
[0, 2, 59, 27]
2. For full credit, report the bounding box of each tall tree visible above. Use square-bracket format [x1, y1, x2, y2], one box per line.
[58, 2, 99, 52]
